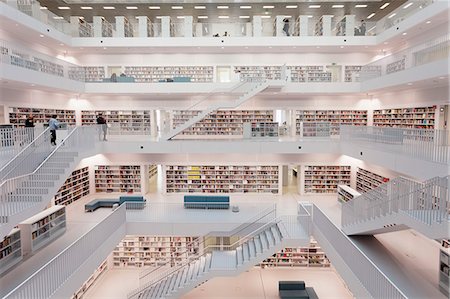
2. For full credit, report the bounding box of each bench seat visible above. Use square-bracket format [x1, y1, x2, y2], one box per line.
[85, 199, 119, 212]
[184, 195, 229, 209]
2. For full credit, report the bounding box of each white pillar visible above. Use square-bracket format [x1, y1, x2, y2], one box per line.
[299, 16, 309, 36]
[161, 16, 171, 37]
[184, 16, 193, 37]
[345, 15, 355, 36]
[136, 16, 148, 37]
[245, 22, 252, 37]
[252, 16, 262, 37]
[93, 16, 103, 37]
[115, 16, 125, 37]
[321, 15, 333, 36]
[195, 23, 203, 37]
[141, 165, 149, 195]
[275, 16, 284, 36]
[151, 110, 157, 138]
[70, 16, 80, 37]
[6, 0, 18, 9]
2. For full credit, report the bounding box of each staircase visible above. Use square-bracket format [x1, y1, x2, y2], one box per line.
[163, 79, 277, 140]
[128, 222, 287, 299]
[0, 126, 99, 238]
[341, 176, 449, 239]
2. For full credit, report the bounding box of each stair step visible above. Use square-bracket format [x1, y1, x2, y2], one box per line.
[20, 181, 55, 188]
[194, 259, 201, 278]
[183, 265, 192, 286]
[148, 283, 158, 298]
[29, 174, 60, 181]
[271, 226, 282, 243]
[177, 266, 189, 289]
[162, 274, 174, 296]
[265, 229, 275, 247]
[15, 188, 49, 195]
[248, 239, 257, 257]
[205, 253, 212, 272]
[259, 232, 269, 250]
[254, 236, 263, 254]
[155, 278, 167, 298]
[39, 162, 71, 168]
[199, 256, 206, 274]
[6, 195, 41, 202]
[236, 245, 244, 265]
[36, 168, 66, 175]
[242, 242, 250, 261]
[168, 271, 179, 294]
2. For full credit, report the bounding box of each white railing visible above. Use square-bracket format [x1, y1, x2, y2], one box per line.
[340, 125, 450, 164]
[312, 205, 408, 299]
[3, 204, 126, 299]
[342, 176, 450, 227]
[360, 34, 450, 81]
[0, 127, 51, 182]
[0, 126, 45, 156]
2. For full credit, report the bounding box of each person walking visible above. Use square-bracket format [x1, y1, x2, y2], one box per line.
[96, 113, 107, 141]
[48, 114, 59, 146]
[24, 113, 35, 143]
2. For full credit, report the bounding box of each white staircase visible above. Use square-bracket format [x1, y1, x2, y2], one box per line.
[163, 80, 276, 140]
[0, 126, 99, 238]
[342, 176, 450, 239]
[128, 222, 289, 299]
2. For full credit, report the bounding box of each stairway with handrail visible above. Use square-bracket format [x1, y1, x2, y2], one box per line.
[341, 175, 449, 239]
[0, 125, 100, 238]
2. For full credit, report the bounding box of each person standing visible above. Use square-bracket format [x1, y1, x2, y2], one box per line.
[24, 113, 35, 143]
[96, 113, 107, 141]
[283, 18, 290, 36]
[48, 114, 59, 146]
[359, 20, 366, 36]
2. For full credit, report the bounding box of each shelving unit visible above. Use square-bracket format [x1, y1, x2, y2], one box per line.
[83, 66, 106, 82]
[0, 228, 22, 275]
[251, 122, 279, 137]
[71, 260, 108, 299]
[165, 165, 280, 194]
[19, 205, 66, 255]
[359, 65, 382, 80]
[95, 165, 141, 193]
[123, 66, 214, 83]
[81, 110, 151, 135]
[386, 56, 406, 74]
[54, 167, 90, 206]
[173, 110, 274, 136]
[337, 185, 361, 203]
[356, 167, 390, 193]
[301, 122, 331, 137]
[373, 106, 436, 129]
[304, 165, 351, 194]
[234, 66, 281, 80]
[344, 66, 363, 82]
[8, 107, 76, 126]
[149, 165, 158, 179]
[296, 110, 368, 135]
[439, 246, 450, 297]
[260, 239, 330, 267]
[111, 236, 200, 268]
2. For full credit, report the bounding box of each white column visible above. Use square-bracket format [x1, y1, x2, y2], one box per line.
[161, 16, 171, 37]
[151, 110, 158, 138]
[69, 17, 81, 37]
[141, 165, 149, 195]
[282, 165, 289, 186]
[115, 16, 125, 37]
[136, 16, 148, 37]
[299, 16, 309, 36]
[321, 15, 333, 36]
[345, 15, 355, 36]
[275, 16, 284, 36]
[31, 1, 42, 20]
[298, 165, 305, 195]
[245, 22, 252, 37]
[6, 0, 18, 9]
[93, 16, 103, 37]
[252, 16, 262, 37]
[184, 16, 193, 37]
[195, 23, 203, 37]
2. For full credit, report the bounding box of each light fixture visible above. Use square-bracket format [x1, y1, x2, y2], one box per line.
[332, 5, 344, 8]
[103, 47, 107, 50]
[103, 6, 115, 10]
[80, 6, 93, 10]
[171, 6, 183, 10]
[218, 16, 229, 19]
[380, 3, 390, 10]
[284, 16, 292, 18]
[53, 16, 64, 19]
[439, 77, 446, 79]
[58, 6, 70, 10]
[221, 46, 224, 49]
[39, 34, 44, 37]
[340, 46, 344, 48]
[239, 16, 250, 19]
[40, 6, 48, 10]
[307, 15, 314, 18]
[367, 13, 376, 19]
[197, 16, 208, 19]
[194, 6, 206, 9]
[79, 16, 84, 20]
[126, 6, 138, 10]
[156, 16, 163, 19]
[402, 32, 407, 35]
[240, 5, 251, 9]
[388, 13, 396, 19]
[355, 5, 368, 8]
[309, 5, 321, 8]
[261, 15, 271, 18]
[217, 6, 229, 9]
[149, 6, 160, 10]
[60, 43, 64, 46]
[384, 42, 388, 44]
[286, 5, 298, 9]
[407, 82, 413, 85]
[177, 16, 185, 19]
[403, 3, 413, 9]
[263, 5, 275, 9]
[426, 20, 431, 24]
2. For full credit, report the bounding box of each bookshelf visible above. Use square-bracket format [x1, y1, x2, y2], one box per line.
[260, 239, 330, 268]
[440, 246, 450, 297]
[234, 66, 281, 80]
[373, 106, 436, 129]
[304, 165, 351, 194]
[8, 107, 76, 127]
[0, 228, 22, 275]
[81, 110, 152, 135]
[386, 56, 406, 74]
[301, 122, 331, 137]
[83, 66, 106, 82]
[337, 185, 361, 203]
[33, 58, 64, 77]
[149, 165, 158, 179]
[111, 236, 200, 268]
[296, 110, 368, 135]
[344, 66, 362, 82]
[250, 122, 279, 137]
[173, 110, 274, 136]
[123, 66, 214, 83]
[19, 205, 66, 255]
[360, 65, 382, 80]
[54, 167, 90, 206]
[94, 165, 141, 193]
[356, 167, 390, 193]
[68, 66, 86, 81]
[71, 260, 108, 299]
[165, 165, 280, 194]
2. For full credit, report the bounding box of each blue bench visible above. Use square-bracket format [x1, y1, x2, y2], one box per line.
[279, 281, 318, 299]
[85, 196, 146, 212]
[184, 195, 229, 209]
[173, 76, 191, 82]
[119, 195, 146, 209]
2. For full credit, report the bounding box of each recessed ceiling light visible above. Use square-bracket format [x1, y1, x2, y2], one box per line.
[380, 3, 390, 10]
[31, 84, 35, 87]
[40, 6, 48, 10]
[103, 47, 107, 50]
[309, 5, 321, 8]
[194, 6, 206, 9]
[79, 16, 84, 20]
[403, 3, 413, 9]
[239, 16, 250, 19]
[221, 46, 224, 49]
[218, 16, 229, 19]
[156, 16, 163, 19]
[149, 6, 160, 9]
[367, 13, 376, 19]
[126, 6, 138, 10]
[198, 16, 208, 19]
[355, 5, 368, 8]
[340, 46, 344, 48]
[103, 6, 115, 10]
[426, 20, 431, 24]
[439, 77, 445, 79]
[39, 34, 44, 37]
[332, 5, 344, 8]
[388, 13, 396, 19]
[53, 16, 64, 19]
[402, 32, 407, 35]
[407, 83, 413, 85]
[284, 16, 292, 18]
[286, 5, 298, 9]
[307, 15, 314, 18]
[171, 6, 183, 10]
[80, 6, 93, 10]
[60, 43, 64, 46]
[263, 5, 275, 9]
[261, 16, 271, 19]
[240, 6, 252, 9]
[177, 16, 185, 19]
[217, 6, 229, 9]
[384, 42, 388, 44]
[58, 6, 70, 10]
